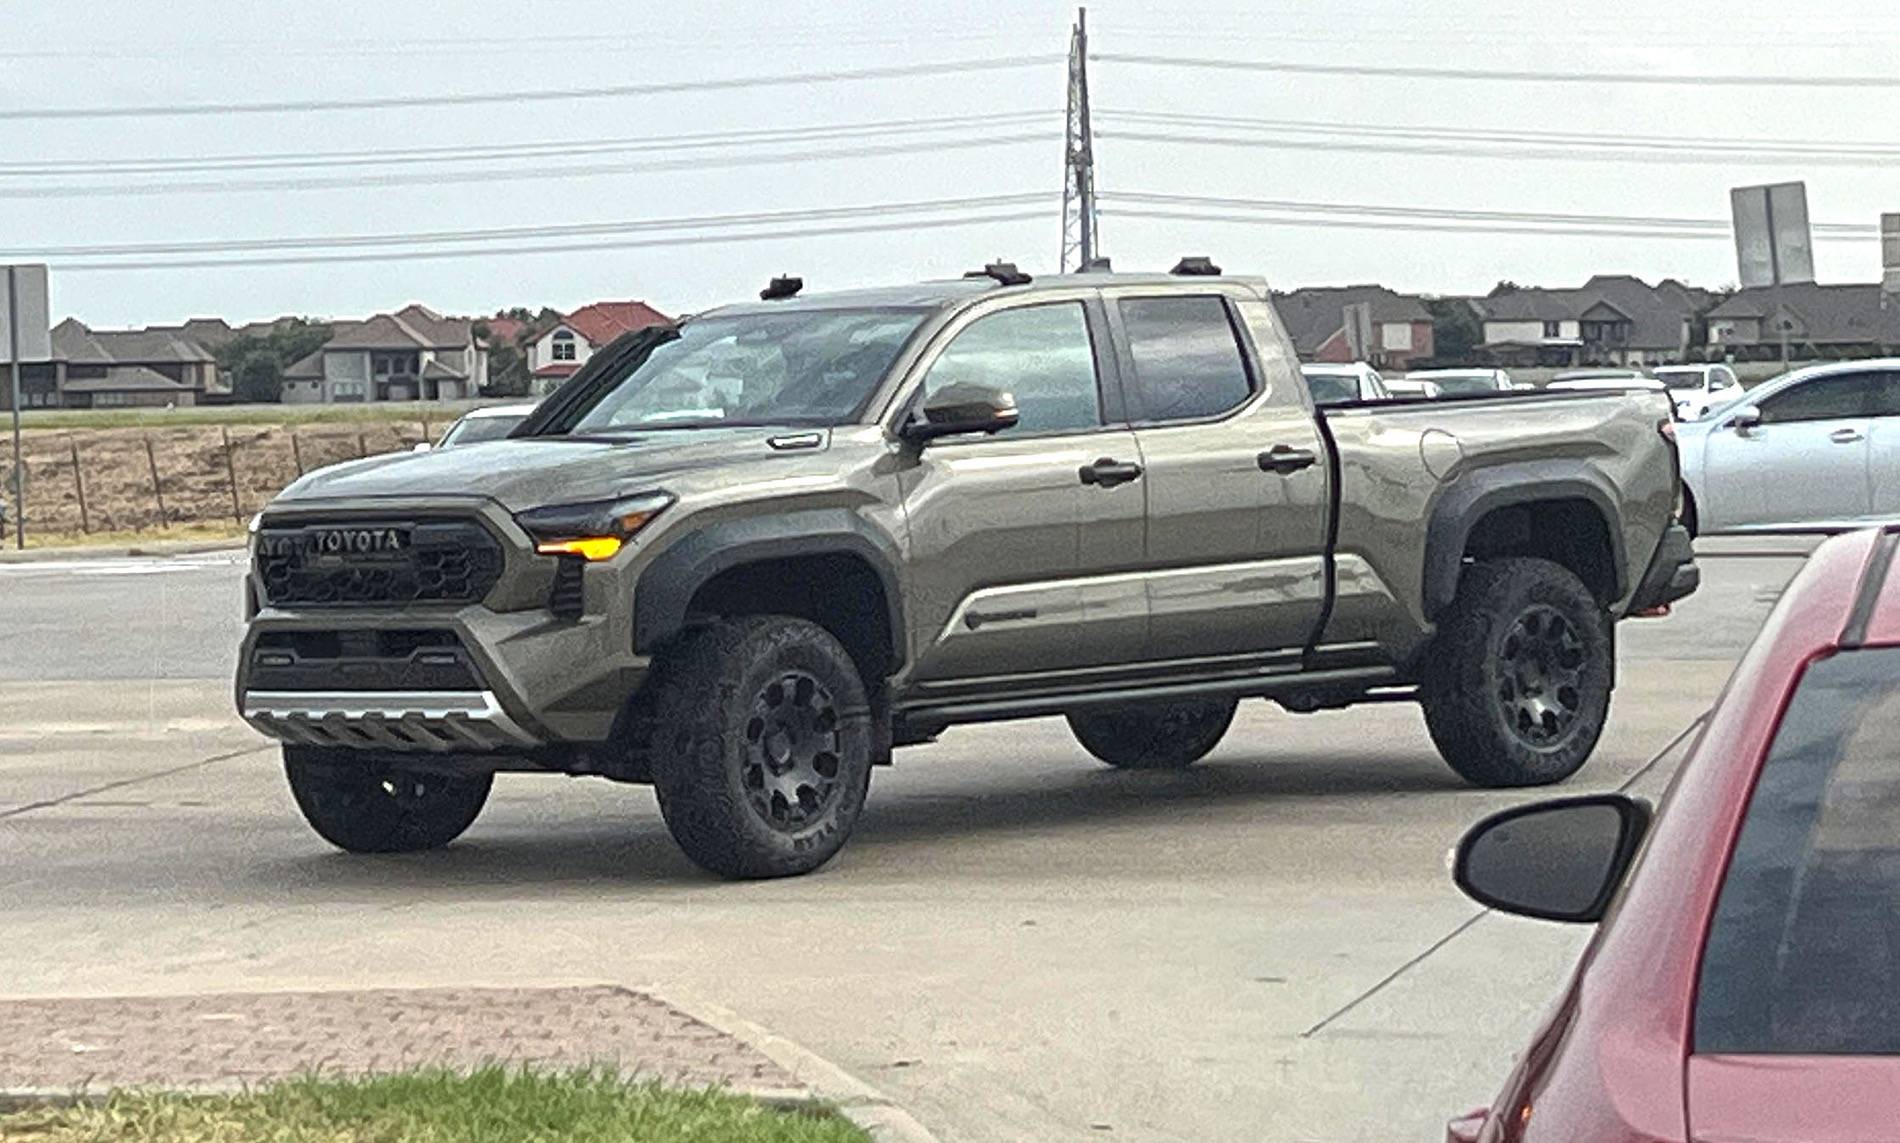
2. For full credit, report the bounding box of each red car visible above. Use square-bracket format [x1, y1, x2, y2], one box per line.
[1449, 526, 1900, 1143]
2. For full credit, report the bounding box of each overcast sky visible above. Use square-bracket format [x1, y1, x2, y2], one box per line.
[3, 0, 1897, 328]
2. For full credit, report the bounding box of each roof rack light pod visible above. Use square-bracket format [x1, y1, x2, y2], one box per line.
[964, 261, 1032, 287]
[760, 275, 804, 301]
[1080, 256, 1114, 272]
[1171, 256, 1222, 276]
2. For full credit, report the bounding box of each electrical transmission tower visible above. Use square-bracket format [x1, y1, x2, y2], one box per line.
[1059, 7, 1100, 272]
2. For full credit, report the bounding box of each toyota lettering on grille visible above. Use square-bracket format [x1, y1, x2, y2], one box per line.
[261, 527, 410, 560]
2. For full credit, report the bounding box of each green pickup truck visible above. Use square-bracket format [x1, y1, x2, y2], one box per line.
[239, 265, 1698, 878]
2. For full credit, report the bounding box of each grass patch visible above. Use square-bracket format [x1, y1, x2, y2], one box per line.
[16, 400, 496, 431]
[0, 1068, 866, 1142]
[12, 521, 247, 550]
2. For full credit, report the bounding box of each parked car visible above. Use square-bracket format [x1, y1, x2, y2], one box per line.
[1653, 363, 1741, 421]
[1385, 377, 1442, 398]
[1675, 358, 1900, 534]
[419, 402, 539, 451]
[1448, 525, 1900, 1143]
[239, 267, 1694, 879]
[1299, 362, 1389, 405]
[1405, 368, 1515, 396]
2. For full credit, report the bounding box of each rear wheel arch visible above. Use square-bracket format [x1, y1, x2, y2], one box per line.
[1424, 467, 1627, 618]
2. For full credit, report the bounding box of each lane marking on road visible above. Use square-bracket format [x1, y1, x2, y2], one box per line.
[0, 555, 243, 578]
[0, 743, 271, 822]
[1298, 713, 1711, 1039]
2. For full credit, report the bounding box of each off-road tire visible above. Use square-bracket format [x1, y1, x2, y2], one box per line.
[646, 616, 873, 879]
[284, 747, 492, 853]
[1067, 697, 1239, 770]
[1420, 557, 1613, 788]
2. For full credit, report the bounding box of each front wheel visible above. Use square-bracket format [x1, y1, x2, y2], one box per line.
[1067, 697, 1238, 770]
[1419, 557, 1613, 788]
[284, 747, 492, 853]
[646, 616, 874, 879]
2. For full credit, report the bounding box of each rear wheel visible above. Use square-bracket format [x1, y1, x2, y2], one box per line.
[1067, 697, 1238, 770]
[1419, 558, 1613, 788]
[283, 747, 492, 853]
[645, 616, 873, 879]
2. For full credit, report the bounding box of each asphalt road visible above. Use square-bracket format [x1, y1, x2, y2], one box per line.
[0, 543, 1814, 1141]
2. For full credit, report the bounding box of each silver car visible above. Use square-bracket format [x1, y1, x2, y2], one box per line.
[1676, 359, 1900, 534]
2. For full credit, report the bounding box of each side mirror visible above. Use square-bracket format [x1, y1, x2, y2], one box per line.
[1453, 794, 1651, 924]
[1725, 406, 1762, 434]
[902, 382, 1020, 442]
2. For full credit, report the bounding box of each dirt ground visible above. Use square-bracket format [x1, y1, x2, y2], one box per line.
[0, 419, 437, 539]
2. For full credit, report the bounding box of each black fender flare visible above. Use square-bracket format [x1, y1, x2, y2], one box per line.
[633, 509, 908, 669]
[1422, 462, 1628, 619]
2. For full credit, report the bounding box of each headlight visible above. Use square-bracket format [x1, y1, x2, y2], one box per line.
[514, 492, 673, 562]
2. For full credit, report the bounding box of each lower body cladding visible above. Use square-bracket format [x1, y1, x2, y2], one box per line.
[241, 690, 537, 753]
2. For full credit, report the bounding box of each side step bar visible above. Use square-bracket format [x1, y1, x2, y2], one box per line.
[241, 690, 538, 753]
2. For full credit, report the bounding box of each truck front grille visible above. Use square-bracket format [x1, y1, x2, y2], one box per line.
[255, 520, 504, 607]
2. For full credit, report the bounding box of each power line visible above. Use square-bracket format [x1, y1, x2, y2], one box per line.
[1092, 52, 1900, 89]
[51, 209, 1054, 273]
[0, 131, 1061, 199]
[0, 112, 1060, 177]
[2, 194, 1057, 259]
[0, 55, 1065, 122]
[1098, 109, 1900, 158]
[1105, 191, 1878, 236]
[1103, 205, 1876, 243]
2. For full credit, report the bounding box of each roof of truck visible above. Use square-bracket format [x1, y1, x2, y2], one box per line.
[704, 272, 1268, 318]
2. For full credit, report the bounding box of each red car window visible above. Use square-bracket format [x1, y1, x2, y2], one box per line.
[1695, 647, 1900, 1054]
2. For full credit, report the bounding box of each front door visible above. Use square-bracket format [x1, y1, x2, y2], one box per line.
[1701, 370, 1874, 530]
[896, 297, 1147, 687]
[1109, 292, 1330, 663]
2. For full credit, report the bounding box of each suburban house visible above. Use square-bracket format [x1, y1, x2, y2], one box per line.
[1472, 275, 1714, 367]
[526, 300, 672, 392]
[1273, 286, 1434, 368]
[282, 305, 488, 404]
[1706, 282, 1900, 359]
[10, 319, 228, 409]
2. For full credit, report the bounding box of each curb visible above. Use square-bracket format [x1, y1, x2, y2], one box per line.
[0, 539, 245, 564]
[645, 985, 941, 1143]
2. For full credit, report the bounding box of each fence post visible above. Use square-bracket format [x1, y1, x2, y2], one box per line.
[357, 432, 368, 458]
[221, 427, 242, 525]
[420, 416, 431, 446]
[144, 437, 168, 528]
[67, 437, 89, 534]
[289, 432, 304, 476]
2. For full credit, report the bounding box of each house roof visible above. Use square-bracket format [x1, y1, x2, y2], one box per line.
[284, 349, 324, 380]
[479, 316, 529, 346]
[1272, 286, 1432, 356]
[324, 306, 472, 351]
[1476, 275, 1704, 349]
[560, 300, 673, 347]
[51, 319, 215, 365]
[531, 361, 583, 379]
[420, 359, 467, 381]
[61, 365, 194, 394]
[1707, 282, 1900, 343]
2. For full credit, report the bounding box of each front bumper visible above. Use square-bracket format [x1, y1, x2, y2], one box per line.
[1626, 521, 1700, 614]
[242, 690, 538, 752]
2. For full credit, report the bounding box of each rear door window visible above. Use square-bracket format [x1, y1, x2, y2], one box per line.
[1116, 296, 1254, 423]
[1695, 647, 1900, 1054]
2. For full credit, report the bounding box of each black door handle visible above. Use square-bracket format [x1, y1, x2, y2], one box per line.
[1257, 445, 1318, 475]
[1079, 457, 1144, 487]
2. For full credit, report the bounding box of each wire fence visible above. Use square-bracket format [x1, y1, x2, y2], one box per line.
[0, 420, 436, 541]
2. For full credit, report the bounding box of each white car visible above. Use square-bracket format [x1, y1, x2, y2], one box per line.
[1652, 363, 1741, 421]
[1675, 358, 1900, 534]
[1403, 368, 1514, 396]
[418, 402, 539, 451]
[1384, 377, 1441, 399]
[1299, 363, 1389, 406]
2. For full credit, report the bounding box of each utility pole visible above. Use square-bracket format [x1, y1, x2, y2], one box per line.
[7, 267, 22, 551]
[1060, 7, 1100, 272]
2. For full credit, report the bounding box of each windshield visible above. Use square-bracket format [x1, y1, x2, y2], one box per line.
[1431, 374, 1499, 395]
[439, 412, 528, 446]
[1654, 370, 1706, 391]
[572, 308, 926, 432]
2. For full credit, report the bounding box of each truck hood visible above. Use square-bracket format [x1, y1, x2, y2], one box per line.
[272, 427, 831, 513]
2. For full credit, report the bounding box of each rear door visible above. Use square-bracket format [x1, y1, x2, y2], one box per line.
[1108, 290, 1330, 663]
[1688, 646, 1900, 1139]
[1700, 371, 1874, 529]
[1861, 372, 1900, 517]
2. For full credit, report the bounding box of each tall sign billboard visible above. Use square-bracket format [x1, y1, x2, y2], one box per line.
[1730, 182, 1815, 289]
